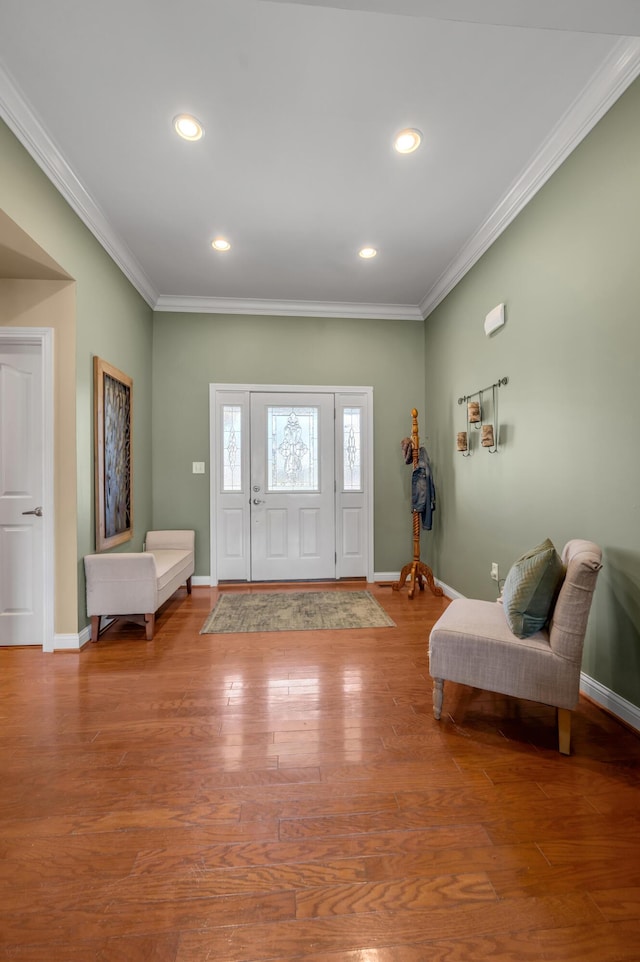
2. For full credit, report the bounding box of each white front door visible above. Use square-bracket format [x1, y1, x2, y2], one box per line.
[0, 339, 45, 645]
[211, 384, 373, 585]
[250, 393, 335, 581]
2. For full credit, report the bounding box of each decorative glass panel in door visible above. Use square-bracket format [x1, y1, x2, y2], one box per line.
[267, 406, 318, 490]
[222, 405, 242, 491]
[342, 406, 362, 492]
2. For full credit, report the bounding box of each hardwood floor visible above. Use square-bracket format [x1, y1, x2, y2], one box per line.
[2, 582, 640, 961]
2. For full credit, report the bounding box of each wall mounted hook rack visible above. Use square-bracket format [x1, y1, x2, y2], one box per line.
[457, 376, 508, 455]
[457, 376, 509, 406]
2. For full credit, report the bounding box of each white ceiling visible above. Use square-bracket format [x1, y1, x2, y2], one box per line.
[1, 0, 640, 319]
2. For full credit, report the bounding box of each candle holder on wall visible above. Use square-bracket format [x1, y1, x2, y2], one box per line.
[457, 376, 508, 455]
[481, 423, 495, 448]
[458, 405, 472, 457]
[457, 430, 469, 455]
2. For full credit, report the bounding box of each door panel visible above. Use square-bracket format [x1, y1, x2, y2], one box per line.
[265, 509, 287, 559]
[222, 509, 244, 559]
[299, 508, 320, 557]
[341, 507, 364, 557]
[0, 342, 44, 644]
[250, 393, 335, 581]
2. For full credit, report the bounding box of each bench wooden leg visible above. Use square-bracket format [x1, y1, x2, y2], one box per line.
[558, 708, 571, 755]
[433, 678, 444, 720]
[145, 613, 155, 640]
[90, 616, 101, 642]
[186, 576, 192, 595]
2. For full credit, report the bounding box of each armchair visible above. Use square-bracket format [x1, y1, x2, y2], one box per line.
[428, 539, 602, 754]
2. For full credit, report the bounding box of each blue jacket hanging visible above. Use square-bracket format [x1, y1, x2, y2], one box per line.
[411, 446, 435, 530]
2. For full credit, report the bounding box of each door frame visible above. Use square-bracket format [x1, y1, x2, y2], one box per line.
[0, 328, 55, 651]
[209, 383, 374, 585]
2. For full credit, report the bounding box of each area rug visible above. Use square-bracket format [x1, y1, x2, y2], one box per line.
[200, 590, 396, 634]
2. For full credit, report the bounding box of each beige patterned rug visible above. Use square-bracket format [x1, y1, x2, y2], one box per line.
[200, 590, 396, 634]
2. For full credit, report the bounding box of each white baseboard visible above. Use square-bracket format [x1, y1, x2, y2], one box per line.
[201, 570, 456, 591]
[434, 578, 465, 600]
[374, 572, 462, 600]
[53, 630, 86, 651]
[580, 672, 640, 734]
[373, 571, 400, 583]
[54, 620, 112, 650]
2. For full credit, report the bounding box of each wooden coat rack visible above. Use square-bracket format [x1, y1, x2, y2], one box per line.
[393, 409, 444, 600]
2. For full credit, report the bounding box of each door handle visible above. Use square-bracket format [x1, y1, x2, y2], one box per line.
[22, 506, 43, 517]
[252, 498, 265, 505]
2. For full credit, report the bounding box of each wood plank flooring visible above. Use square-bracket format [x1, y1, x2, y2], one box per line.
[1, 582, 640, 961]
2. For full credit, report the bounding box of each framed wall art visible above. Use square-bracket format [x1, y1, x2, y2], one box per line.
[94, 356, 133, 551]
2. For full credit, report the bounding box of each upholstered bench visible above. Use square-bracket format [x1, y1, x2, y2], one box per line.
[84, 530, 195, 642]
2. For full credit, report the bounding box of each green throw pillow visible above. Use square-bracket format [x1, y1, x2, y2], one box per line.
[502, 538, 565, 638]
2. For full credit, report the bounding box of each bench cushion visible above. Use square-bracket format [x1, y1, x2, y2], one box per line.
[153, 549, 193, 593]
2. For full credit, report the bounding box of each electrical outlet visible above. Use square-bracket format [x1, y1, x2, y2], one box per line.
[490, 562, 499, 582]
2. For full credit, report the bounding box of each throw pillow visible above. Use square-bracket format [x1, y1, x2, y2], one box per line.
[502, 538, 565, 638]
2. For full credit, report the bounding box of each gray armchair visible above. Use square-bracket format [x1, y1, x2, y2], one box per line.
[429, 540, 602, 754]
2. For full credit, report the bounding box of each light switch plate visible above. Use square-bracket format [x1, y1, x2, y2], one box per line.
[192, 461, 205, 474]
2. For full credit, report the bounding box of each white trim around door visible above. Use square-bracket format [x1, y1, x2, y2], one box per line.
[209, 384, 374, 585]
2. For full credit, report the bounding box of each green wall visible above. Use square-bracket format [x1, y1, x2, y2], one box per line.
[151, 312, 426, 575]
[424, 77, 640, 707]
[0, 120, 154, 631]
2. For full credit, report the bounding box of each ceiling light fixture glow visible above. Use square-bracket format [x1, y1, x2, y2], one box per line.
[358, 247, 377, 259]
[394, 128, 422, 154]
[211, 238, 231, 252]
[173, 114, 204, 141]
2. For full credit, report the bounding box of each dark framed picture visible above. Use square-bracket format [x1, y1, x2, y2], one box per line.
[94, 356, 133, 551]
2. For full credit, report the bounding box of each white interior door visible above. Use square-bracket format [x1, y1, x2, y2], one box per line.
[0, 340, 45, 644]
[250, 393, 335, 581]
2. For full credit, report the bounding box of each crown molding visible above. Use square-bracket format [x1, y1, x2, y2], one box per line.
[420, 36, 640, 319]
[0, 63, 158, 308]
[154, 294, 423, 320]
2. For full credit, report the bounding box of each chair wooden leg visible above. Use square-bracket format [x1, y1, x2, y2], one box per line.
[186, 576, 192, 595]
[90, 616, 101, 642]
[144, 613, 155, 640]
[558, 708, 571, 755]
[433, 678, 444, 720]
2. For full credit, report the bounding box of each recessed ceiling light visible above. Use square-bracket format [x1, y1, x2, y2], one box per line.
[394, 128, 422, 154]
[359, 247, 377, 259]
[211, 238, 231, 252]
[173, 114, 204, 141]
